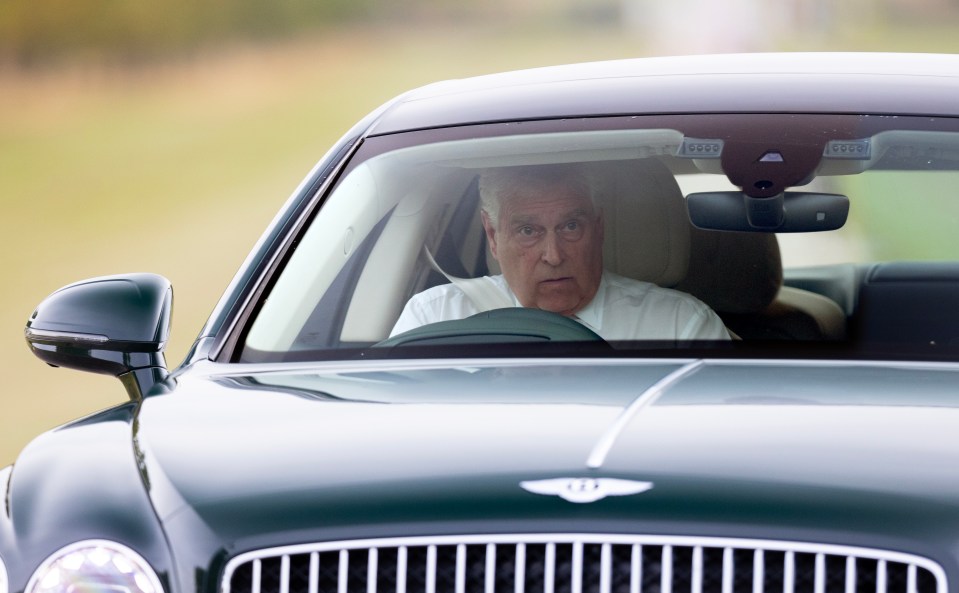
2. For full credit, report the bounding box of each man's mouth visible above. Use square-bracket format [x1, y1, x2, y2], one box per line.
[540, 277, 573, 285]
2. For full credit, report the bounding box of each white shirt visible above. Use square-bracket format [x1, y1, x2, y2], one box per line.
[390, 271, 730, 341]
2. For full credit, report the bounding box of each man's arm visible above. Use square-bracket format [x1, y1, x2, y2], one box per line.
[389, 282, 487, 337]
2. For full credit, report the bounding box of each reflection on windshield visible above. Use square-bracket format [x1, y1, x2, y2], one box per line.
[217, 362, 687, 405]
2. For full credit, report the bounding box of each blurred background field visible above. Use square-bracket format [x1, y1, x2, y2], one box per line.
[3, 0, 959, 466]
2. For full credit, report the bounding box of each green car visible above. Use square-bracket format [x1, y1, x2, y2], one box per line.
[6, 53, 959, 593]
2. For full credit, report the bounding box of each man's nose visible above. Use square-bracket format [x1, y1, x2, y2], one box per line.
[541, 232, 564, 265]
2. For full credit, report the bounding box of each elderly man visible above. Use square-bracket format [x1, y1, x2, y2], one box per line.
[390, 164, 729, 341]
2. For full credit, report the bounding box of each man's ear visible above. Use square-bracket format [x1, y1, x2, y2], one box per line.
[480, 210, 500, 260]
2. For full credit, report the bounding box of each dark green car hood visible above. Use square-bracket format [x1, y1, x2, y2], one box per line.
[136, 358, 959, 555]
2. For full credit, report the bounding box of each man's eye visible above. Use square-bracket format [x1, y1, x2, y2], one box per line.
[518, 226, 536, 236]
[561, 220, 585, 237]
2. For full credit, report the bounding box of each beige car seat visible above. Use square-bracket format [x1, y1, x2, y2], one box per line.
[676, 227, 847, 340]
[593, 157, 846, 340]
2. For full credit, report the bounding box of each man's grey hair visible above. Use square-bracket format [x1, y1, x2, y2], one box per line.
[478, 163, 596, 230]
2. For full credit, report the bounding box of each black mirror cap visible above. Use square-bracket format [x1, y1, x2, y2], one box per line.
[25, 273, 172, 379]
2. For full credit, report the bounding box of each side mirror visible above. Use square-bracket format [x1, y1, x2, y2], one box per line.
[25, 273, 173, 400]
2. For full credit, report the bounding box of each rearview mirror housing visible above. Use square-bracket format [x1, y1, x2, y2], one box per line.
[25, 273, 173, 400]
[686, 191, 849, 233]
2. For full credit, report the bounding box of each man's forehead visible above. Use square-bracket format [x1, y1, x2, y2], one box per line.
[506, 205, 594, 225]
[501, 186, 595, 220]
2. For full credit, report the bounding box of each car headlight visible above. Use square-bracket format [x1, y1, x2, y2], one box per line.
[27, 541, 162, 593]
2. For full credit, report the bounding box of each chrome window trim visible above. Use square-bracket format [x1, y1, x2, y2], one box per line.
[196, 357, 959, 383]
[222, 533, 947, 593]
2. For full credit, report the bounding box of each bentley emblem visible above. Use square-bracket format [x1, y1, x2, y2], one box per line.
[520, 477, 654, 504]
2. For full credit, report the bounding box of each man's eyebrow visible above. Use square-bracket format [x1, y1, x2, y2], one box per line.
[565, 208, 592, 219]
[554, 208, 594, 223]
[509, 208, 593, 223]
[507, 214, 539, 226]
[506, 206, 597, 228]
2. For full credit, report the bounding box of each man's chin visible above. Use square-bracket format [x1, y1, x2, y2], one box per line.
[532, 298, 581, 317]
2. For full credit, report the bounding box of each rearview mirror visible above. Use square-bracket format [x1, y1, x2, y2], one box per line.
[686, 191, 849, 232]
[25, 273, 172, 400]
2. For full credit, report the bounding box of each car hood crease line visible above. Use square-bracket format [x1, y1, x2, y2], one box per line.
[586, 359, 705, 469]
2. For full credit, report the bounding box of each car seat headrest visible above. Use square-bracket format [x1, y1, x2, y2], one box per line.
[676, 228, 783, 314]
[591, 158, 690, 287]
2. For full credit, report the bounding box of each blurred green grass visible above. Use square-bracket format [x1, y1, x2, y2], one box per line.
[3, 19, 959, 467]
[0, 25, 660, 466]
[838, 171, 959, 260]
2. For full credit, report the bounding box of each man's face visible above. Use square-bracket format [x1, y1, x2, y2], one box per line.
[482, 180, 604, 316]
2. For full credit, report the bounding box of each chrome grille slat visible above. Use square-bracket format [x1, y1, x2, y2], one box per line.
[661, 545, 673, 593]
[725, 547, 736, 593]
[223, 535, 947, 593]
[691, 546, 703, 593]
[485, 544, 495, 593]
[630, 544, 642, 593]
[455, 545, 466, 593]
[397, 547, 407, 593]
[280, 556, 290, 593]
[425, 545, 436, 593]
[545, 543, 556, 593]
[337, 550, 348, 593]
[252, 559, 262, 593]
[308, 553, 319, 593]
[878, 559, 888, 593]
[601, 543, 613, 593]
[784, 550, 795, 593]
[751, 549, 763, 593]
[814, 553, 825, 593]
[514, 544, 525, 593]
[367, 549, 378, 593]
[572, 541, 583, 593]
[846, 556, 857, 593]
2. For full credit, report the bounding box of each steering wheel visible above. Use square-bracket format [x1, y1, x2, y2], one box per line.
[375, 307, 604, 348]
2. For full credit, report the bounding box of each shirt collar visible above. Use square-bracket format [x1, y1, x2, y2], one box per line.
[571, 272, 607, 332]
[505, 284, 522, 307]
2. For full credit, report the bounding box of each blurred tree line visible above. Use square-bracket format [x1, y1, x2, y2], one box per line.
[0, 0, 383, 67]
[0, 0, 623, 68]
[2, 0, 958, 69]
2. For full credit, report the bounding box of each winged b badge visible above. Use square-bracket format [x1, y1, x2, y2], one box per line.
[520, 477, 654, 504]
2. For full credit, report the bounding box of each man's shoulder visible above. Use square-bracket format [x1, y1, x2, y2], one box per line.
[603, 271, 655, 293]
[408, 275, 508, 304]
[407, 280, 467, 305]
[603, 272, 711, 310]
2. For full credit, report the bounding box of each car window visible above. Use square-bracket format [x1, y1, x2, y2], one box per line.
[238, 114, 959, 362]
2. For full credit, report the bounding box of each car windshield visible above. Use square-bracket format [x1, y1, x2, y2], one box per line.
[238, 113, 959, 362]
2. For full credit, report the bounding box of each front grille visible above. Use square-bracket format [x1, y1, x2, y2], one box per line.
[222, 535, 946, 593]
